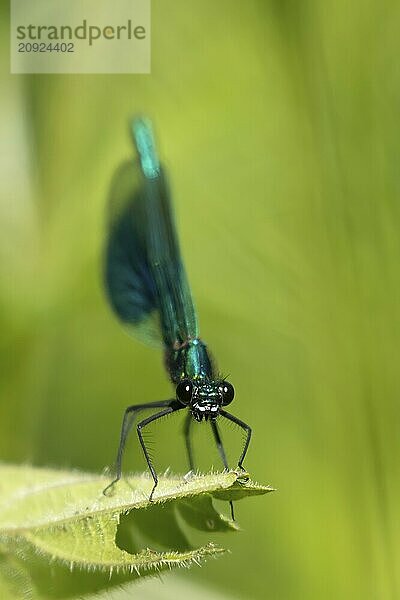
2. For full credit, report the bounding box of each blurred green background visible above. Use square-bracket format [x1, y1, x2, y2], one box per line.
[1, 0, 400, 598]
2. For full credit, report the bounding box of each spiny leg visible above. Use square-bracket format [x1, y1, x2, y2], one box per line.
[219, 410, 252, 471]
[183, 412, 195, 472]
[103, 399, 173, 495]
[211, 420, 229, 469]
[137, 400, 183, 501]
[211, 419, 235, 520]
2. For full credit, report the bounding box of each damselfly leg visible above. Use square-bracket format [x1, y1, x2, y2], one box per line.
[219, 410, 252, 471]
[210, 419, 235, 520]
[103, 399, 175, 496]
[183, 412, 195, 472]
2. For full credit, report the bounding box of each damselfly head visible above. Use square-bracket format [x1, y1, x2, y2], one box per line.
[176, 378, 235, 421]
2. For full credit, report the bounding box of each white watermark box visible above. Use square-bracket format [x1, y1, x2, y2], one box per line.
[11, 0, 150, 74]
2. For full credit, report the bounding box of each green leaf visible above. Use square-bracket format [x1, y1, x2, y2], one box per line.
[0, 464, 273, 598]
[176, 496, 239, 532]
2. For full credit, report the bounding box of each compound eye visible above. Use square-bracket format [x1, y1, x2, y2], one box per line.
[221, 382, 235, 405]
[176, 379, 193, 405]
